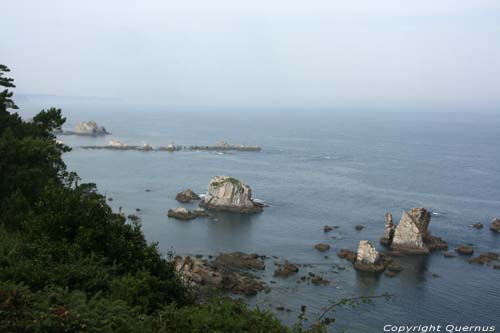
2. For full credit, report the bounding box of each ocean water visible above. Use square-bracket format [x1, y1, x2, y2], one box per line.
[19, 99, 500, 331]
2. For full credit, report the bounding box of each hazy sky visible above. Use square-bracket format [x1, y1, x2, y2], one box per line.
[3, 1, 500, 110]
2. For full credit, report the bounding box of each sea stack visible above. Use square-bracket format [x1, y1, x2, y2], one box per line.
[74, 121, 109, 136]
[199, 176, 264, 213]
[353, 240, 387, 272]
[388, 208, 447, 254]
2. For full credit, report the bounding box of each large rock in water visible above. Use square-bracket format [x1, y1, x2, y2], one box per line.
[175, 189, 200, 203]
[356, 240, 379, 264]
[490, 217, 500, 233]
[353, 240, 387, 272]
[391, 210, 430, 254]
[74, 121, 109, 136]
[199, 176, 263, 213]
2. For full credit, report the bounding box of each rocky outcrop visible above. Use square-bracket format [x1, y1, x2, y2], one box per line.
[355, 240, 379, 264]
[74, 121, 109, 136]
[391, 211, 428, 254]
[490, 217, 500, 233]
[167, 207, 208, 220]
[273, 261, 299, 278]
[175, 189, 200, 203]
[199, 176, 264, 213]
[386, 208, 447, 254]
[175, 255, 268, 296]
[380, 212, 395, 245]
[353, 241, 387, 272]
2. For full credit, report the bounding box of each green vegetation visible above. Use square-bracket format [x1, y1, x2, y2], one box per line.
[0, 65, 290, 332]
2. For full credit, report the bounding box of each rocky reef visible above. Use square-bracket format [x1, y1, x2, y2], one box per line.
[167, 207, 208, 220]
[384, 208, 447, 254]
[175, 189, 201, 203]
[199, 176, 264, 213]
[175, 253, 268, 296]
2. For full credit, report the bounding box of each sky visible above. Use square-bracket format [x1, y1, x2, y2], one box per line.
[2, 0, 500, 111]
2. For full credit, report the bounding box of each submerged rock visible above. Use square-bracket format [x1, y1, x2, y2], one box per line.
[471, 223, 484, 229]
[456, 245, 474, 255]
[324, 225, 333, 233]
[338, 249, 357, 262]
[490, 217, 500, 233]
[355, 224, 365, 231]
[467, 252, 499, 265]
[74, 121, 109, 136]
[175, 189, 201, 203]
[273, 261, 299, 278]
[199, 176, 264, 213]
[311, 276, 330, 285]
[314, 243, 330, 252]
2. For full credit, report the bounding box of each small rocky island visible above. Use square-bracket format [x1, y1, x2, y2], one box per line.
[59, 120, 110, 136]
[380, 208, 447, 254]
[199, 176, 264, 213]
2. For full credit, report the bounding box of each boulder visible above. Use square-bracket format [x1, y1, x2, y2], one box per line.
[175, 189, 201, 203]
[273, 261, 299, 278]
[193, 208, 209, 217]
[355, 224, 365, 231]
[391, 211, 430, 254]
[74, 121, 109, 136]
[490, 217, 500, 233]
[199, 176, 263, 213]
[456, 245, 474, 255]
[314, 243, 330, 252]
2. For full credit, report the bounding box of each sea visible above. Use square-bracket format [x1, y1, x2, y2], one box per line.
[18, 97, 500, 332]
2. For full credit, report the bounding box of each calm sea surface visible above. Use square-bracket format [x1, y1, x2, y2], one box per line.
[19, 98, 500, 331]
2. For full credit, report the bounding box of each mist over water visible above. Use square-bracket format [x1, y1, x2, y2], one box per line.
[17, 99, 500, 331]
